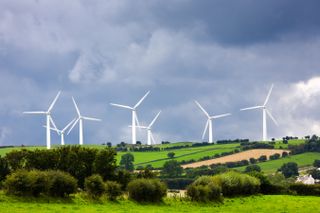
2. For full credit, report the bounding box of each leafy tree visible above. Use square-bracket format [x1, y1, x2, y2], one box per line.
[279, 162, 299, 178]
[245, 165, 261, 173]
[167, 152, 175, 159]
[93, 148, 117, 180]
[136, 141, 142, 145]
[310, 169, 320, 180]
[161, 160, 183, 177]
[249, 158, 257, 164]
[120, 153, 135, 171]
[282, 152, 289, 157]
[258, 155, 267, 162]
[0, 156, 10, 182]
[313, 159, 320, 168]
[107, 142, 112, 147]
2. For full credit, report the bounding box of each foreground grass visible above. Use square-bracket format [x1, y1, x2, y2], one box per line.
[237, 152, 320, 173]
[0, 192, 319, 213]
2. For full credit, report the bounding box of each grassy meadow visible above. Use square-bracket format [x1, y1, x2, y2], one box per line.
[0, 192, 319, 213]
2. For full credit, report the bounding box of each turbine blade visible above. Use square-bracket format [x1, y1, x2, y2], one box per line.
[23, 111, 46, 114]
[212, 113, 231, 119]
[49, 116, 58, 131]
[48, 91, 61, 112]
[67, 118, 79, 135]
[266, 109, 279, 126]
[82, 116, 101, 121]
[43, 125, 60, 135]
[134, 91, 150, 109]
[202, 120, 209, 140]
[129, 125, 148, 129]
[62, 118, 76, 132]
[149, 111, 161, 128]
[194, 100, 210, 118]
[135, 113, 140, 127]
[264, 84, 274, 106]
[110, 103, 133, 110]
[72, 97, 81, 116]
[240, 106, 263, 111]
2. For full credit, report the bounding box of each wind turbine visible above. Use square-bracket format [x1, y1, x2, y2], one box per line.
[44, 118, 76, 145]
[194, 100, 231, 144]
[240, 84, 278, 141]
[23, 91, 61, 149]
[68, 97, 101, 145]
[110, 91, 150, 145]
[134, 111, 161, 145]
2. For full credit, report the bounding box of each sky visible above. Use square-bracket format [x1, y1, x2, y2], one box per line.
[1, 0, 320, 146]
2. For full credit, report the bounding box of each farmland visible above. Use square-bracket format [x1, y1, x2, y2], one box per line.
[236, 152, 320, 173]
[0, 193, 319, 213]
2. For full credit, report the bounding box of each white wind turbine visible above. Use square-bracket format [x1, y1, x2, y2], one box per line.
[195, 100, 231, 144]
[134, 111, 161, 145]
[44, 118, 76, 146]
[110, 91, 150, 145]
[23, 91, 61, 149]
[240, 84, 278, 141]
[67, 97, 101, 145]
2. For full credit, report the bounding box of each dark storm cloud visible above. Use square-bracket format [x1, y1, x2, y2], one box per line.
[1, 0, 320, 146]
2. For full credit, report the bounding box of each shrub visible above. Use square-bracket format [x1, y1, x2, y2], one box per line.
[282, 152, 289, 157]
[167, 152, 175, 159]
[0, 156, 10, 182]
[105, 181, 122, 200]
[269, 153, 280, 160]
[258, 155, 267, 162]
[245, 165, 261, 173]
[247, 171, 283, 194]
[249, 158, 257, 164]
[4, 170, 31, 196]
[47, 170, 77, 197]
[212, 171, 260, 196]
[127, 178, 167, 203]
[186, 176, 222, 202]
[310, 169, 320, 180]
[28, 170, 48, 196]
[289, 183, 320, 196]
[119, 153, 134, 171]
[279, 162, 299, 178]
[313, 159, 320, 168]
[84, 174, 105, 198]
[161, 160, 183, 177]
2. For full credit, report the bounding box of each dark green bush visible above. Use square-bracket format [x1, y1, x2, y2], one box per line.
[282, 152, 289, 157]
[249, 158, 257, 164]
[247, 171, 284, 194]
[4, 170, 31, 196]
[289, 183, 320, 196]
[28, 170, 48, 196]
[245, 165, 261, 173]
[105, 181, 122, 200]
[186, 176, 223, 202]
[47, 170, 77, 197]
[127, 178, 167, 203]
[212, 171, 260, 196]
[161, 178, 194, 190]
[258, 155, 267, 162]
[84, 174, 105, 198]
[313, 159, 320, 168]
[279, 162, 299, 178]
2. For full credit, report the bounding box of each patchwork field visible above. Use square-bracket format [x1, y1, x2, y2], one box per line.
[182, 149, 289, 168]
[0, 193, 319, 213]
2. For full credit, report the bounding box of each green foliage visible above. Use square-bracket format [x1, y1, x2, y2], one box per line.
[93, 148, 117, 180]
[136, 168, 157, 179]
[161, 178, 194, 190]
[28, 170, 49, 197]
[249, 158, 257, 164]
[186, 176, 223, 202]
[279, 162, 299, 178]
[167, 152, 175, 159]
[289, 183, 320, 196]
[105, 181, 122, 200]
[161, 160, 183, 177]
[258, 155, 267, 162]
[47, 170, 78, 197]
[127, 178, 167, 203]
[245, 165, 261, 173]
[5, 149, 29, 170]
[313, 159, 320, 167]
[84, 174, 105, 198]
[4, 170, 32, 196]
[247, 171, 284, 194]
[309, 169, 320, 179]
[212, 171, 260, 197]
[115, 169, 132, 191]
[0, 156, 10, 182]
[119, 153, 135, 171]
[282, 152, 289, 157]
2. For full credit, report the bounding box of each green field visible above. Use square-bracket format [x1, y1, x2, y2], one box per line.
[237, 152, 320, 173]
[0, 192, 319, 213]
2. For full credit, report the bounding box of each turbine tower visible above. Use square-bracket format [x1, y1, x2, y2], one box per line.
[110, 91, 150, 145]
[45, 118, 76, 145]
[135, 111, 161, 145]
[195, 100, 231, 143]
[68, 97, 101, 145]
[23, 91, 61, 149]
[240, 84, 278, 141]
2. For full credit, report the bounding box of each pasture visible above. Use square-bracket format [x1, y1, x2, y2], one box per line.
[0, 192, 319, 213]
